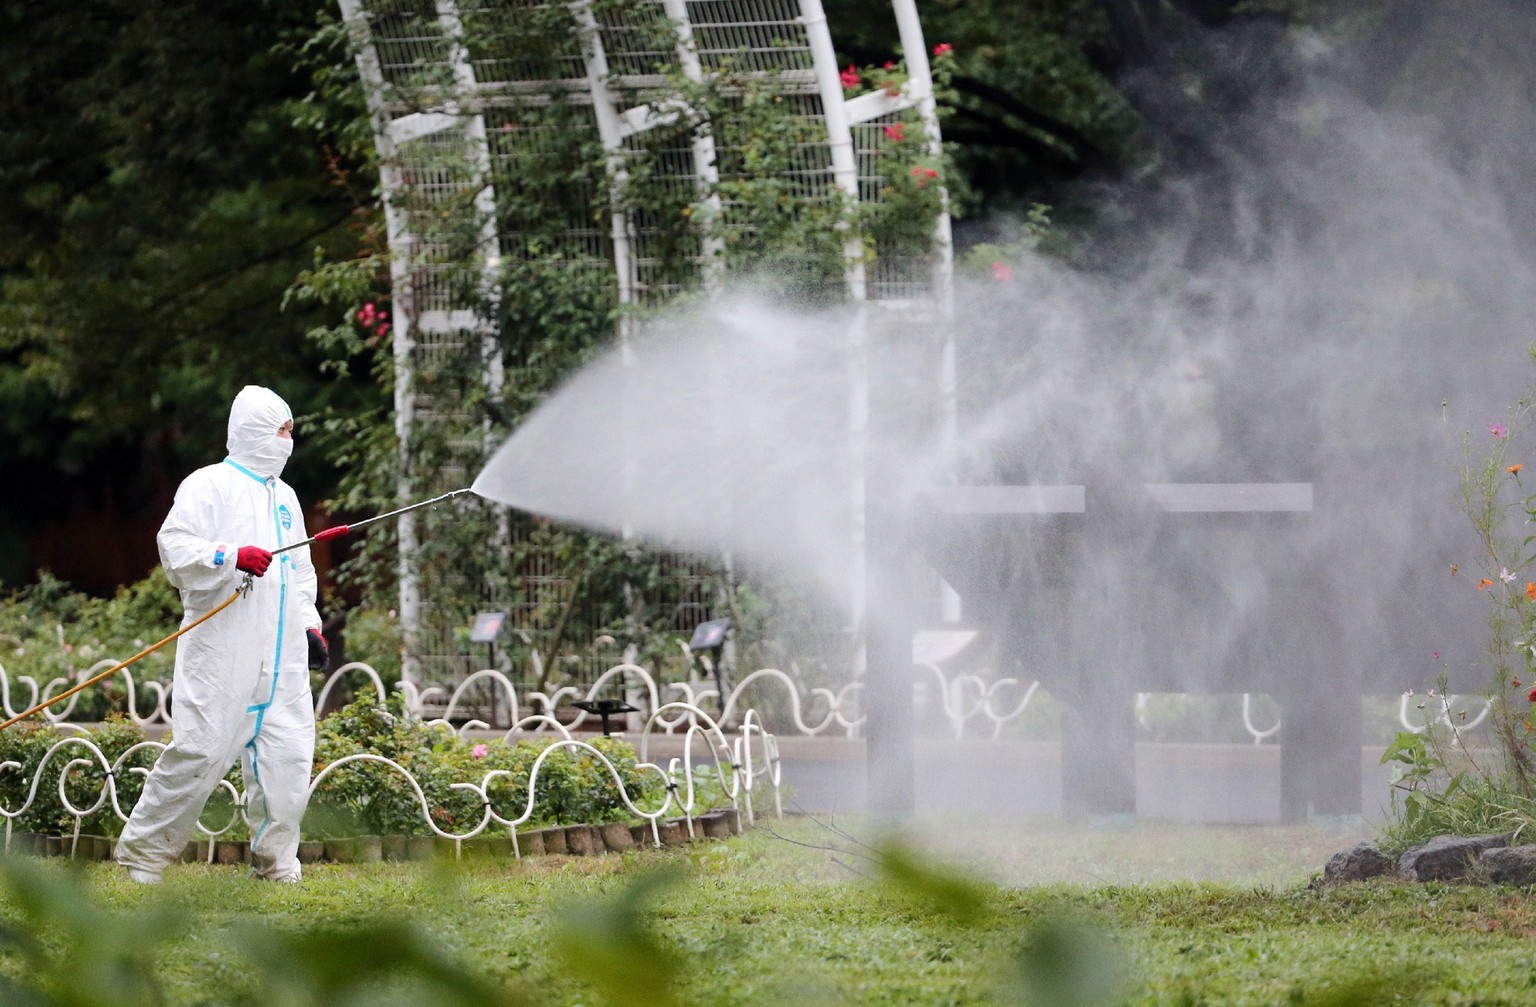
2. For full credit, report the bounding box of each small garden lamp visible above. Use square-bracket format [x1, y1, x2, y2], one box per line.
[688, 617, 732, 712]
[469, 612, 508, 721]
[469, 612, 507, 667]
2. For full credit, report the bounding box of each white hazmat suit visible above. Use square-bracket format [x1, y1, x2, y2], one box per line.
[115, 386, 320, 882]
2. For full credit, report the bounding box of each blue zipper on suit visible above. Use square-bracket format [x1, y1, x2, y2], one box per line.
[243, 471, 289, 857]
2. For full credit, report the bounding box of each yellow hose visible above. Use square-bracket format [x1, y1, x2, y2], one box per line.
[0, 583, 247, 732]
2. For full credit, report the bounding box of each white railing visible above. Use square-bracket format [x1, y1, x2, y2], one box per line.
[917, 661, 1039, 740]
[1399, 690, 1492, 740]
[1241, 693, 1282, 744]
[14, 653, 1373, 746]
[0, 736, 238, 861]
[0, 658, 174, 729]
[0, 703, 783, 858]
[640, 700, 744, 837]
[2, 655, 867, 739]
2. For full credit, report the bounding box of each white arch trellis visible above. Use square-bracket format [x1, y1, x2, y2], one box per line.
[335, 0, 955, 684]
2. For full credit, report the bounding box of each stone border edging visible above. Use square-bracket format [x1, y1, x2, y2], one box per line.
[3, 810, 743, 866]
[1322, 833, 1536, 886]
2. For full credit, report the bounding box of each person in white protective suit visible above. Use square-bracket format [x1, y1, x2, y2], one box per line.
[116, 385, 327, 883]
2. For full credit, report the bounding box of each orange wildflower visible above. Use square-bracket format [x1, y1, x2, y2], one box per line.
[1510, 464, 1524, 474]
[1528, 581, 1534, 601]
[1478, 578, 1495, 590]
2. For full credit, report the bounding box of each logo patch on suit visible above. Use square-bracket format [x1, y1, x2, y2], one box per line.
[278, 504, 293, 531]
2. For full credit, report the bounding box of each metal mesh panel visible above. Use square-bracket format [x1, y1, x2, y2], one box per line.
[462, 0, 589, 85]
[852, 115, 938, 302]
[683, 0, 814, 73]
[707, 88, 843, 292]
[365, 0, 456, 92]
[484, 106, 610, 264]
[867, 255, 935, 300]
[623, 125, 707, 304]
[656, 553, 716, 630]
[852, 117, 894, 204]
[593, 0, 677, 81]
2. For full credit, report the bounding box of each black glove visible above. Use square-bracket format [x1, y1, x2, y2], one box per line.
[307, 628, 329, 671]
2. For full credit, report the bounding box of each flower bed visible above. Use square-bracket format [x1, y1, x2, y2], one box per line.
[0, 692, 762, 856]
[6, 808, 744, 864]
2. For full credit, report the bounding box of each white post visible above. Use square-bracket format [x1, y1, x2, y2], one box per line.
[337, 0, 424, 679]
[798, 0, 868, 301]
[436, 0, 507, 408]
[891, 0, 957, 475]
[571, 0, 640, 354]
[799, 0, 870, 676]
[661, 0, 727, 292]
[437, 0, 509, 582]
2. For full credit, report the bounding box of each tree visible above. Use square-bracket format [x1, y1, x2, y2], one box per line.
[0, 0, 382, 591]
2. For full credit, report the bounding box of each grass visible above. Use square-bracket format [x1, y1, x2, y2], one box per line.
[4, 815, 1536, 1005]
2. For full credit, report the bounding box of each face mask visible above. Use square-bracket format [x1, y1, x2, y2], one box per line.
[242, 434, 294, 478]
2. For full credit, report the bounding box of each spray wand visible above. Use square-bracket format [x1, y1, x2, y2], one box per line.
[0, 487, 476, 731]
[272, 487, 474, 555]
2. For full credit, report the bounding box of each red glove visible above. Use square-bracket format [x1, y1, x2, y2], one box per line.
[236, 546, 273, 577]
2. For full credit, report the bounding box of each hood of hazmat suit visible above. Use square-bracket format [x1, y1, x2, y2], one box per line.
[227, 384, 295, 478]
[116, 385, 319, 882]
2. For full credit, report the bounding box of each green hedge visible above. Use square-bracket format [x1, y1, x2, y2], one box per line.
[0, 572, 181, 723]
[308, 693, 664, 838]
[0, 716, 156, 836]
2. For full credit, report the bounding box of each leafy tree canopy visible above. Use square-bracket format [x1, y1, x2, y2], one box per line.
[0, 0, 383, 588]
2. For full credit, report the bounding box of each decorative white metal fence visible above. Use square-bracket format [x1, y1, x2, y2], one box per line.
[1, 654, 1333, 745]
[0, 662, 787, 860]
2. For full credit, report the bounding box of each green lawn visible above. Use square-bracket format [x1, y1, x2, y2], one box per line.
[3, 816, 1535, 1006]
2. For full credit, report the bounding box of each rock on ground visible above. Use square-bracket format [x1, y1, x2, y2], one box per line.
[1322, 842, 1394, 883]
[1399, 834, 1511, 882]
[1479, 844, 1536, 885]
